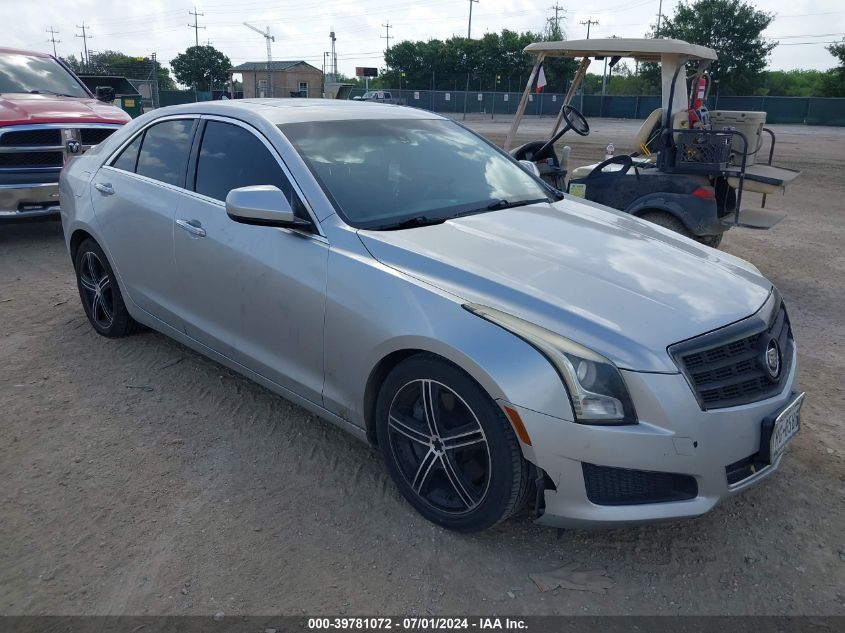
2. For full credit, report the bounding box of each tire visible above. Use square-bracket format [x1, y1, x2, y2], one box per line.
[375, 354, 530, 532]
[74, 238, 138, 338]
[697, 232, 723, 249]
[639, 210, 695, 240]
[639, 211, 723, 248]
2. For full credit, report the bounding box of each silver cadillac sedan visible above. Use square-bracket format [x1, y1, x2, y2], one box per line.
[59, 100, 802, 532]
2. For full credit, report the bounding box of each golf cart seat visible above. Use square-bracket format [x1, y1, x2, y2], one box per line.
[569, 110, 690, 180]
[632, 108, 665, 155]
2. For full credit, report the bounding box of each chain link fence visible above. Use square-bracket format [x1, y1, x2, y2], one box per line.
[345, 88, 845, 126]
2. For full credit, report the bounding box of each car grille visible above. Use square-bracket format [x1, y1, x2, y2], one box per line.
[582, 463, 698, 505]
[79, 128, 117, 145]
[669, 296, 793, 410]
[0, 151, 63, 168]
[0, 125, 119, 171]
[0, 129, 63, 146]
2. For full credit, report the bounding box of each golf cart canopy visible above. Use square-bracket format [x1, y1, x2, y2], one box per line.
[523, 38, 717, 62]
[505, 38, 718, 150]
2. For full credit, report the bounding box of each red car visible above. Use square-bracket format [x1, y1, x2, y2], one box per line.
[0, 47, 130, 221]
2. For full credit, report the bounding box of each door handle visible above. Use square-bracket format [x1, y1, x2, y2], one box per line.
[176, 218, 207, 238]
[94, 182, 114, 195]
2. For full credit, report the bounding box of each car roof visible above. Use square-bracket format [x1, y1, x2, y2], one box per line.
[524, 38, 718, 62]
[0, 47, 52, 58]
[156, 99, 446, 125]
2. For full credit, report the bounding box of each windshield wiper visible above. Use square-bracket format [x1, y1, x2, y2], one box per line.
[375, 215, 448, 231]
[454, 197, 550, 218]
[29, 90, 76, 97]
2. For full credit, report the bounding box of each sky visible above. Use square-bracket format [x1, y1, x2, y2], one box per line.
[4, 0, 844, 81]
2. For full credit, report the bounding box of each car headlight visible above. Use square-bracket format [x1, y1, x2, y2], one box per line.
[464, 303, 637, 425]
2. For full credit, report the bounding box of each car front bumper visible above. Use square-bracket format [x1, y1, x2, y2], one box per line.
[0, 183, 61, 220]
[508, 345, 800, 528]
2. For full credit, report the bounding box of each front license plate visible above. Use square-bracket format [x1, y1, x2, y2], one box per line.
[764, 392, 804, 463]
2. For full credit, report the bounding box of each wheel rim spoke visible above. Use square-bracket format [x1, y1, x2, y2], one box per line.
[80, 275, 98, 293]
[420, 379, 441, 437]
[389, 412, 430, 446]
[441, 424, 486, 451]
[439, 453, 478, 509]
[412, 449, 438, 493]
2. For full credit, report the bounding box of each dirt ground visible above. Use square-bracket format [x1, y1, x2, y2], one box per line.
[1, 116, 844, 617]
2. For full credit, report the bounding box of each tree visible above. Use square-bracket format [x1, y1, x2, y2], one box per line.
[381, 27, 574, 93]
[170, 45, 231, 91]
[820, 39, 845, 97]
[63, 51, 175, 90]
[657, 0, 776, 94]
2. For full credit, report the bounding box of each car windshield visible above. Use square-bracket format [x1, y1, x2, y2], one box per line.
[0, 53, 89, 97]
[280, 118, 551, 229]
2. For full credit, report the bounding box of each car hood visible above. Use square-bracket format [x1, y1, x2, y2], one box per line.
[357, 199, 772, 372]
[0, 93, 130, 126]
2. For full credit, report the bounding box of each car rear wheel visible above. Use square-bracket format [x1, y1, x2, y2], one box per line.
[376, 354, 530, 532]
[75, 238, 137, 338]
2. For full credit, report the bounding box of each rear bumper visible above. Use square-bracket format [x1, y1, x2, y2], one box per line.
[0, 183, 60, 219]
[509, 345, 800, 529]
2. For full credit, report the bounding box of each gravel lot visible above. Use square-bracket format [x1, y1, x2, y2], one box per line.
[1, 116, 843, 616]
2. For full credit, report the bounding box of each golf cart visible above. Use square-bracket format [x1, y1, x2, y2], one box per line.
[506, 38, 801, 248]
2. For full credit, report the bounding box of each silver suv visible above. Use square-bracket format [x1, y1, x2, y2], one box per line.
[60, 100, 803, 531]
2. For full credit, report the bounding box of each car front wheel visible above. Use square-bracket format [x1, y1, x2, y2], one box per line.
[376, 354, 530, 532]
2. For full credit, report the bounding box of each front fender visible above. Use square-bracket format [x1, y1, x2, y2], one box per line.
[321, 228, 573, 433]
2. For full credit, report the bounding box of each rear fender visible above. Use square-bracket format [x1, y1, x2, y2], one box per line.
[627, 192, 721, 236]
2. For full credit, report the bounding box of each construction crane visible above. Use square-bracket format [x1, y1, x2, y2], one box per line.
[243, 22, 274, 97]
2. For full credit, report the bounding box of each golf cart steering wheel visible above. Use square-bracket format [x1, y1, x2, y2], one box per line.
[562, 104, 590, 137]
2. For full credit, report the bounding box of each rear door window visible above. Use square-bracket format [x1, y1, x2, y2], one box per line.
[110, 134, 142, 172]
[135, 119, 195, 187]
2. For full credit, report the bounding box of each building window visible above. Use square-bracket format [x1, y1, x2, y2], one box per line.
[299, 81, 308, 97]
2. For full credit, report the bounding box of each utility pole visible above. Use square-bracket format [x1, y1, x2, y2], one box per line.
[381, 21, 392, 62]
[329, 29, 337, 82]
[467, 0, 479, 38]
[580, 17, 598, 39]
[75, 22, 91, 67]
[46, 26, 60, 57]
[655, 0, 664, 38]
[548, 4, 565, 37]
[189, 7, 205, 47]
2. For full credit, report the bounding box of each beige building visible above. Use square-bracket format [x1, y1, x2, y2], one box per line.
[230, 61, 323, 99]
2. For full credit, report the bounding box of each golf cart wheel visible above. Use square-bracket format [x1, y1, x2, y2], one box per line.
[375, 354, 530, 532]
[75, 238, 138, 338]
[639, 211, 695, 240]
[697, 233, 723, 248]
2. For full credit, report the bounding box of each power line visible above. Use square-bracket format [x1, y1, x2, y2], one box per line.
[46, 26, 60, 57]
[189, 6, 206, 47]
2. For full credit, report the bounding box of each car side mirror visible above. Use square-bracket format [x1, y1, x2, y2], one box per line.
[226, 185, 310, 228]
[95, 86, 115, 103]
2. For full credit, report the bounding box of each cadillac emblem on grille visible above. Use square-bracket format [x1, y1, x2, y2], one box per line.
[66, 139, 82, 154]
[764, 338, 781, 380]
